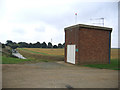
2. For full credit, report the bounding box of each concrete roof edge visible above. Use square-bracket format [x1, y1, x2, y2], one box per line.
[64, 24, 112, 31]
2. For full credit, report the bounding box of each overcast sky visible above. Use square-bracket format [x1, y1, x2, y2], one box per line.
[0, 0, 118, 48]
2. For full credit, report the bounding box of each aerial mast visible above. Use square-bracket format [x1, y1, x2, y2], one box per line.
[75, 12, 77, 24]
[90, 18, 104, 26]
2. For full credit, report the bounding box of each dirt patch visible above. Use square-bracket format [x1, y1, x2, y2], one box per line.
[2, 61, 118, 88]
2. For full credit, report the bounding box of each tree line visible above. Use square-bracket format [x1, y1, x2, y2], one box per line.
[2, 40, 65, 49]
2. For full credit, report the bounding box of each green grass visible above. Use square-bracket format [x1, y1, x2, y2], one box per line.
[18, 48, 48, 55]
[82, 59, 119, 70]
[2, 55, 56, 64]
[2, 56, 32, 64]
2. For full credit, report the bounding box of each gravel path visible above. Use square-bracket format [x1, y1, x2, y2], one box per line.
[2, 61, 118, 88]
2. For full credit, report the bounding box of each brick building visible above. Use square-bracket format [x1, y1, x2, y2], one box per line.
[64, 24, 112, 64]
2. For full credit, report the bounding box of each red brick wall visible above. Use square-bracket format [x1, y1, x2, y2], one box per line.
[78, 28, 110, 64]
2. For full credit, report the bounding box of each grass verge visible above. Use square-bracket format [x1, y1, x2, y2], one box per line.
[2, 56, 32, 64]
[82, 59, 119, 70]
[2, 55, 57, 64]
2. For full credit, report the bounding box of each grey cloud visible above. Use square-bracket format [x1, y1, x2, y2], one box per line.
[13, 29, 25, 34]
[11, 2, 117, 30]
[35, 26, 45, 32]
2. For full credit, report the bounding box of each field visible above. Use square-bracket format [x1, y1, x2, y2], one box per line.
[2, 48, 119, 70]
[19, 48, 64, 56]
[111, 48, 118, 59]
[17, 48, 64, 63]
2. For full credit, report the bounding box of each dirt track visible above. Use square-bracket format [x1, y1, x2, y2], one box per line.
[2, 61, 118, 88]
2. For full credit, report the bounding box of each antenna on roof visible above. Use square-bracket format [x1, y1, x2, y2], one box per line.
[90, 18, 104, 26]
[75, 12, 77, 24]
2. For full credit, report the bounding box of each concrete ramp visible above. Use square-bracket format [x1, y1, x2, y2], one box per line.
[12, 49, 26, 59]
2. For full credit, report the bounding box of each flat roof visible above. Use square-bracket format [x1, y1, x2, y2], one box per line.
[65, 24, 112, 31]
